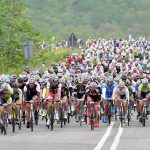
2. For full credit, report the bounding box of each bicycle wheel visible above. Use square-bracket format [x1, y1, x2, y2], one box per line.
[30, 110, 33, 132]
[3, 119, 7, 135]
[22, 110, 25, 125]
[18, 107, 22, 130]
[34, 110, 38, 126]
[115, 108, 117, 121]
[12, 111, 16, 133]
[120, 107, 123, 127]
[108, 104, 111, 125]
[67, 113, 70, 124]
[91, 108, 94, 131]
[127, 105, 130, 126]
[60, 107, 63, 128]
[50, 107, 54, 131]
[143, 118, 145, 127]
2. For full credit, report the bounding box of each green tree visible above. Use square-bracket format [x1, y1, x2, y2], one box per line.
[0, 0, 36, 73]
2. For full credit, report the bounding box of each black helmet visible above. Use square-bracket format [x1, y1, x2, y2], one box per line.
[18, 77, 24, 83]
[12, 83, 18, 88]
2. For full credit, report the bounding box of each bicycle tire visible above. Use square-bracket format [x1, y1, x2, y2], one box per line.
[127, 105, 130, 126]
[143, 118, 145, 127]
[30, 110, 33, 132]
[34, 110, 39, 126]
[50, 107, 54, 131]
[108, 103, 111, 125]
[120, 107, 123, 127]
[18, 107, 22, 130]
[115, 108, 117, 121]
[12, 121, 15, 133]
[4, 127, 7, 135]
[60, 107, 63, 128]
[67, 113, 70, 124]
[91, 108, 94, 131]
[23, 110, 25, 125]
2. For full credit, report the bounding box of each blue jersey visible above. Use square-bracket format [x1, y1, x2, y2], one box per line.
[104, 82, 117, 99]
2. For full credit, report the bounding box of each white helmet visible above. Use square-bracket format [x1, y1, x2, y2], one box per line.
[118, 81, 125, 87]
[107, 76, 113, 82]
[1, 83, 9, 90]
[142, 78, 148, 84]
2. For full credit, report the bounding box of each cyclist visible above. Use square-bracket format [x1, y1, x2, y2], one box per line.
[0, 83, 13, 124]
[74, 77, 86, 122]
[86, 82, 102, 127]
[103, 76, 117, 123]
[46, 76, 61, 125]
[60, 78, 69, 119]
[137, 78, 150, 118]
[24, 78, 41, 128]
[11, 83, 23, 123]
[112, 81, 129, 116]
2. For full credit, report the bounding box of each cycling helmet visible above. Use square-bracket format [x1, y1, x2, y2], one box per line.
[18, 77, 24, 83]
[142, 78, 148, 84]
[29, 78, 35, 84]
[12, 83, 18, 89]
[107, 76, 113, 82]
[121, 75, 127, 80]
[1, 83, 9, 90]
[59, 78, 66, 84]
[53, 76, 59, 82]
[89, 82, 97, 88]
[118, 81, 125, 87]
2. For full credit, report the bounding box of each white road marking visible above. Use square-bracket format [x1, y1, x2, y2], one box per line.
[110, 123, 123, 150]
[94, 122, 114, 150]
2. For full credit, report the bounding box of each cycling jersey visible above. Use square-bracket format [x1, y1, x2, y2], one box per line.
[139, 83, 150, 93]
[74, 84, 86, 99]
[103, 82, 117, 100]
[61, 86, 69, 99]
[86, 88, 101, 102]
[139, 83, 150, 98]
[24, 83, 40, 101]
[0, 88, 13, 104]
[113, 86, 129, 100]
[12, 88, 22, 103]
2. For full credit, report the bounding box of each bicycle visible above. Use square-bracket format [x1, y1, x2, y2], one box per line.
[127, 101, 132, 126]
[11, 102, 22, 132]
[12, 103, 17, 133]
[45, 99, 55, 131]
[141, 98, 147, 127]
[118, 99, 127, 127]
[76, 99, 84, 126]
[89, 101, 99, 131]
[1, 104, 8, 135]
[107, 98, 114, 125]
[29, 100, 34, 132]
[59, 99, 66, 128]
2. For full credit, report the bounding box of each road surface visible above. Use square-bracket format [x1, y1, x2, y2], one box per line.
[0, 113, 150, 150]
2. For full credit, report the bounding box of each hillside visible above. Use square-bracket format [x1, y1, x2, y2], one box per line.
[24, 0, 150, 39]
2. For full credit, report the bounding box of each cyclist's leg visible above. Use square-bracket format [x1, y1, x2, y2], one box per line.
[25, 102, 30, 127]
[87, 96, 92, 125]
[55, 93, 60, 120]
[0, 106, 4, 126]
[62, 96, 68, 119]
[7, 98, 12, 123]
[123, 100, 127, 114]
[114, 95, 120, 115]
[103, 98, 109, 123]
[93, 96, 100, 127]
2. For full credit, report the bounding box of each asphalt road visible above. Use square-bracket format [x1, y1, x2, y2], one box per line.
[0, 113, 150, 150]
